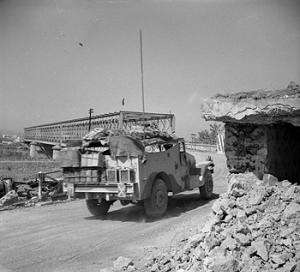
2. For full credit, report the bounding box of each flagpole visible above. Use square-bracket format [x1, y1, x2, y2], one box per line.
[139, 29, 145, 114]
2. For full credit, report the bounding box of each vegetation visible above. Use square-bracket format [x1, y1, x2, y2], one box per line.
[192, 123, 223, 145]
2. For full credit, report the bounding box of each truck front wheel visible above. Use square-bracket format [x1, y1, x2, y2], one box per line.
[199, 171, 213, 199]
[144, 178, 168, 218]
[86, 199, 112, 217]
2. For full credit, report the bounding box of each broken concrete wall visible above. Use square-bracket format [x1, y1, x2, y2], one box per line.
[204, 82, 300, 183]
[224, 123, 267, 179]
[224, 122, 300, 183]
[203, 82, 300, 126]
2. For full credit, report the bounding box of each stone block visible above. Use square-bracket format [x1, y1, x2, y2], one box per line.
[113, 256, 133, 271]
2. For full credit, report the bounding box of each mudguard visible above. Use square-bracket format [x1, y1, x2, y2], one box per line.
[141, 171, 181, 200]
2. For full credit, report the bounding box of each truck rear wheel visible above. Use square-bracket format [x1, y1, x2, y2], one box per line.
[144, 178, 168, 218]
[200, 171, 213, 199]
[86, 199, 111, 217]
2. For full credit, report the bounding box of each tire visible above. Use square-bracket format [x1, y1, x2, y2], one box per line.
[200, 171, 213, 200]
[144, 178, 168, 219]
[86, 199, 111, 217]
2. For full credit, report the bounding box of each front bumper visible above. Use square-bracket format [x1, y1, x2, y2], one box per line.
[74, 183, 136, 200]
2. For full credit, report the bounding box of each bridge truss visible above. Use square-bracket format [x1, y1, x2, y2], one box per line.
[24, 111, 175, 146]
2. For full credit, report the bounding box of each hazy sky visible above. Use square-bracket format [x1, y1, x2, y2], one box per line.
[1, 0, 299, 137]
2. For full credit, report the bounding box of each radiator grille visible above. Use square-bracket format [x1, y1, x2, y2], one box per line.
[106, 169, 117, 182]
[120, 169, 130, 182]
[105, 169, 135, 183]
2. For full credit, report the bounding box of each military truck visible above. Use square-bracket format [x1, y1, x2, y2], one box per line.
[62, 133, 214, 218]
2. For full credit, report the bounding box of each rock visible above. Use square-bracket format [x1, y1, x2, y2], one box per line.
[281, 186, 297, 202]
[234, 233, 252, 246]
[281, 180, 292, 188]
[280, 226, 296, 238]
[202, 234, 222, 252]
[16, 184, 32, 197]
[126, 265, 136, 272]
[262, 174, 278, 186]
[189, 233, 205, 247]
[257, 215, 273, 229]
[294, 241, 300, 260]
[282, 202, 300, 220]
[236, 209, 247, 222]
[275, 260, 297, 272]
[248, 188, 266, 206]
[113, 256, 133, 271]
[270, 212, 281, 222]
[251, 239, 269, 261]
[241, 245, 257, 262]
[231, 187, 246, 198]
[221, 236, 238, 250]
[205, 251, 239, 272]
[281, 238, 293, 248]
[227, 207, 239, 217]
[220, 224, 236, 238]
[150, 263, 159, 271]
[212, 198, 230, 215]
[271, 252, 290, 266]
[240, 263, 261, 272]
[0, 190, 18, 206]
[228, 173, 256, 192]
[28, 189, 38, 198]
[201, 218, 216, 234]
[235, 222, 251, 235]
[29, 196, 39, 203]
[246, 213, 258, 225]
[192, 246, 205, 260]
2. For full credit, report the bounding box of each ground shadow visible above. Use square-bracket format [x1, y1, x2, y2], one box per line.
[84, 192, 219, 223]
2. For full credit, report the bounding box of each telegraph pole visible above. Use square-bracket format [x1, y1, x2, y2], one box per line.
[139, 29, 145, 113]
[88, 108, 94, 131]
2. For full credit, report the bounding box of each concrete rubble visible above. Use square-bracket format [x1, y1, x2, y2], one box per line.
[100, 257, 135, 272]
[113, 257, 135, 271]
[134, 173, 300, 272]
[0, 178, 66, 209]
[203, 81, 300, 126]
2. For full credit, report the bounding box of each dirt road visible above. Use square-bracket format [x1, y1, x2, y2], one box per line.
[0, 152, 227, 272]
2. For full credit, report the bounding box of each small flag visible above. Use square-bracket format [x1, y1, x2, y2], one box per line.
[122, 98, 125, 106]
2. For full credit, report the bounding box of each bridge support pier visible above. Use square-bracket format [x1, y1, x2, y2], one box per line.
[29, 142, 53, 159]
[52, 145, 62, 161]
[29, 142, 39, 158]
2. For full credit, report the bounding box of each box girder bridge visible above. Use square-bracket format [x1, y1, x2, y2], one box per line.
[24, 111, 175, 146]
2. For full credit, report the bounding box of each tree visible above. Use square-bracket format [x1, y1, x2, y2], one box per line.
[195, 123, 223, 145]
[198, 129, 213, 144]
[209, 123, 222, 142]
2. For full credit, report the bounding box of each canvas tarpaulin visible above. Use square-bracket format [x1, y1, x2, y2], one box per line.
[109, 136, 145, 157]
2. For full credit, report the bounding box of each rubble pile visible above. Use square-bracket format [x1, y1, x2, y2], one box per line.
[142, 173, 300, 272]
[0, 178, 65, 208]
